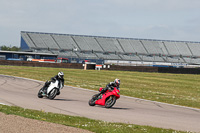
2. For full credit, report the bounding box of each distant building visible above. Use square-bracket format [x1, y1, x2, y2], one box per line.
[0, 50, 57, 61]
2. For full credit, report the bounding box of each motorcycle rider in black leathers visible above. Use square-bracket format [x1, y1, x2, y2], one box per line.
[93, 79, 120, 99]
[42, 72, 64, 95]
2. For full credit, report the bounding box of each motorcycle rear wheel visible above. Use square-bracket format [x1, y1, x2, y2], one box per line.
[105, 95, 116, 108]
[48, 88, 58, 100]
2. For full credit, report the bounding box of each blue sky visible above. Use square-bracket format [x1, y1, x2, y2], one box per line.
[1, 0, 200, 47]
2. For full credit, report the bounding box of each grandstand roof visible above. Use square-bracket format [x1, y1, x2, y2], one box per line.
[21, 31, 200, 43]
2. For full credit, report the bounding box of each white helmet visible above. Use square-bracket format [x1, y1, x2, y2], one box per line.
[58, 71, 64, 79]
[114, 78, 120, 86]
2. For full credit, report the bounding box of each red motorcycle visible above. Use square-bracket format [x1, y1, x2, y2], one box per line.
[88, 87, 120, 108]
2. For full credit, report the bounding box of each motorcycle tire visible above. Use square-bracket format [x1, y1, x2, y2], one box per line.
[88, 98, 96, 106]
[48, 88, 58, 100]
[105, 95, 116, 108]
[38, 89, 43, 98]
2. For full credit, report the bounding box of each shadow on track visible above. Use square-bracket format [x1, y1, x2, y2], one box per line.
[93, 105, 131, 110]
[109, 107, 131, 110]
[53, 98, 78, 102]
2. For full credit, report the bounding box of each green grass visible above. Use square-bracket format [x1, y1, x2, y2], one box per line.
[0, 65, 199, 109]
[0, 104, 188, 133]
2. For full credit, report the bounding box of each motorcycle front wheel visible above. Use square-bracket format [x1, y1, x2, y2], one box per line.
[88, 99, 96, 106]
[48, 88, 58, 100]
[105, 95, 116, 108]
[38, 89, 43, 98]
[88, 95, 96, 106]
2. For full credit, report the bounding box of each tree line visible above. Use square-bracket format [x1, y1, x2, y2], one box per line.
[0, 45, 20, 51]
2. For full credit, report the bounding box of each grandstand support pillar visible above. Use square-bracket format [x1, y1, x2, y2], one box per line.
[70, 51, 72, 63]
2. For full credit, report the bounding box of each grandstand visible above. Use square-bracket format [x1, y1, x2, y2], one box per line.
[21, 31, 200, 65]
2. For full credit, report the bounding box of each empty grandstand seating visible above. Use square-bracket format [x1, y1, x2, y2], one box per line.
[27, 33, 48, 49]
[165, 56, 185, 63]
[52, 50, 78, 58]
[83, 37, 104, 52]
[157, 41, 169, 56]
[39, 34, 60, 49]
[76, 52, 98, 59]
[163, 41, 180, 56]
[21, 32, 36, 49]
[21, 31, 200, 65]
[52, 35, 79, 50]
[139, 55, 165, 62]
[95, 38, 124, 53]
[141, 40, 163, 55]
[117, 39, 136, 54]
[128, 40, 148, 54]
[187, 42, 200, 57]
[72, 36, 91, 51]
[183, 57, 200, 64]
[119, 54, 141, 61]
[175, 42, 192, 56]
[35, 50, 52, 54]
[191, 58, 200, 64]
[96, 53, 121, 60]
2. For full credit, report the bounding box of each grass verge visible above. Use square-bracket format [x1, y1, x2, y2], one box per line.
[0, 104, 188, 133]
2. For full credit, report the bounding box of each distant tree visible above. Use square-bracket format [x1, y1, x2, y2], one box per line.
[10, 46, 20, 51]
[0, 45, 9, 51]
[0, 45, 20, 51]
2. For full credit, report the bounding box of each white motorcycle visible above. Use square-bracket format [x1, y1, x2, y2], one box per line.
[38, 80, 63, 100]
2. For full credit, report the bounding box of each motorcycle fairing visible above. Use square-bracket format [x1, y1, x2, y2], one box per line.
[47, 80, 59, 94]
[95, 88, 120, 106]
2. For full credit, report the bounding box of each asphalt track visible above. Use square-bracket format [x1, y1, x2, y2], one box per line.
[0, 75, 200, 132]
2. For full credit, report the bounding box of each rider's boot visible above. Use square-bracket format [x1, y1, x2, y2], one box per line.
[42, 81, 50, 94]
[43, 88, 47, 94]
[92, 93, 100, 100]
[93, 87, 107, 100]
[56, 91, 60, 95]
[41, 87, 47, 96]
[93, 92, 104, 100]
